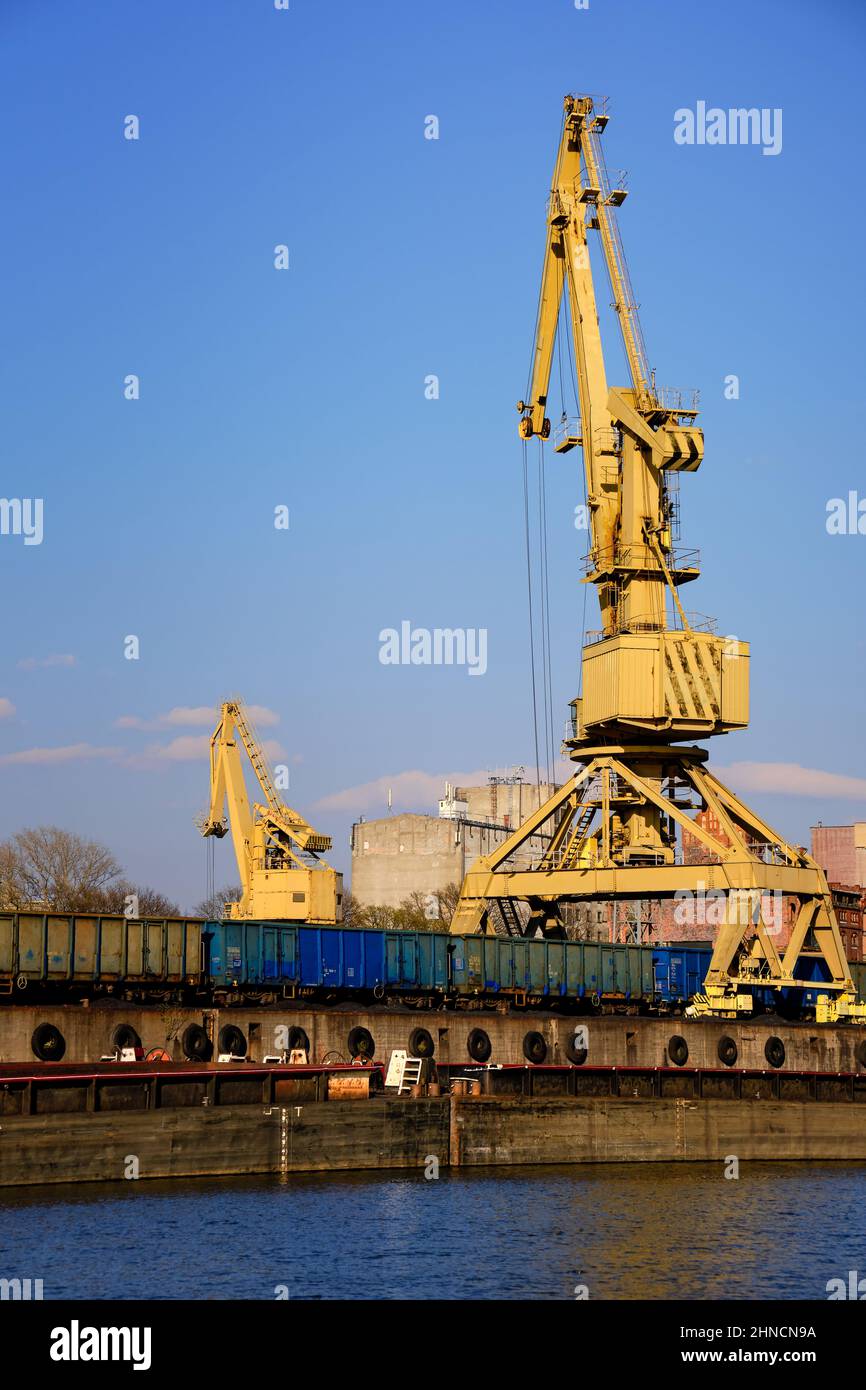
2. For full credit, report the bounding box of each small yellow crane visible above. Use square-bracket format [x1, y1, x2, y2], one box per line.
[198, 700, 343, 923]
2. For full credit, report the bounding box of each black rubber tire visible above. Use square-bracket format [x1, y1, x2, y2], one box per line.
[668, 1034, 689, 1067]
[111, 1024, 142, 1053]
[408, 1027, 434, 1059]
[288, 1026, 310, 1053]
[522, 1030, 547, 1064]
[467, 1028, 492, 1063]
[856, 1040, 866, 1069]
[765, 1035, 786, 1069]
[181, 1023, 212, 1061]
[31, 1023, 66, 1062]
[218, 1024, 247, 1058]
[566, 1033, 588, 1065]
[347, 1026, 375, 1059]
[717, 1035, 738, 1067]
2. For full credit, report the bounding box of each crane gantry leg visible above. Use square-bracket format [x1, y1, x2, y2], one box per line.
[452, 741, 861, 1019]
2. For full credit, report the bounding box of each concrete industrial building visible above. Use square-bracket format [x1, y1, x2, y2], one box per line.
[351, 800, 866, 958]
[811, 823, 866, 889]
[350, 776, 557, 909]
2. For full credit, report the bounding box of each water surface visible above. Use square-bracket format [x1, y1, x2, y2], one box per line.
[2, 1163, 864, 1300]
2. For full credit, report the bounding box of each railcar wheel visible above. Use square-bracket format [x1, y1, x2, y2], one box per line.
[218, 1024, 247, 1057]
[288, 1027, 310, 1054]
[408, 1027, 434, 1059]
[717, 1035, 738, 1067]
[181, 1023, 212, 1061]
[668, 1035, 689, 1067]
[764, 1035, 785, 1069]
[467, 1028, 491, 1063]
[31, 1023, 66, 1062]
[112, 1024, 142, 1053]
[522, 1030, 547, 1064]
[347, 1026, 375, 1059]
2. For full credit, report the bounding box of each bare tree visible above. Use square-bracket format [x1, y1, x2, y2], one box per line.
[340, 889, 359, 927]
[94, 881, 182, 918]
[5, 826, 122, 912]
[0, 841, 21, 910]
[346, 883, 462, 933]
[194, 884, 242, 920]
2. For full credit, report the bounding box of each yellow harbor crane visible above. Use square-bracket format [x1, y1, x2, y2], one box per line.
[452, 94, 863, 1022]
[198, 699, 342, 923]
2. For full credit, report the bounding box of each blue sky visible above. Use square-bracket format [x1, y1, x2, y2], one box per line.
[1, 0, 864, 911]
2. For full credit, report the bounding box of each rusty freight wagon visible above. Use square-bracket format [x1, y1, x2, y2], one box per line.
[0, 911, 204, 1002]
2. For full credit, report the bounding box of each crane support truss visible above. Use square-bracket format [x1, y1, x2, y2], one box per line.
[454, 94, 862, 1022]
[451, 745, 860, 1020]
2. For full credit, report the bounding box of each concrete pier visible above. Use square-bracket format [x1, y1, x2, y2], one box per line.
[2, 1002, 866, 1073]
[2, 1059, 866, 1187]
[3, 1092, 866, 1188]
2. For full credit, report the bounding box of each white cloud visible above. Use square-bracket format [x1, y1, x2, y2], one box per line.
[0, 743, 119, 766]
[140, 734, 212, 762]
[16, 654, 76, 670]
[244, 705, 280, 728]
[125, 735, 284, 768]
[717, 761, 866, 801]
[317, 768, 514, 814]
[0, 698, 15, 719]
[319, 758, 866, 818]
[115, 704, 280, 732]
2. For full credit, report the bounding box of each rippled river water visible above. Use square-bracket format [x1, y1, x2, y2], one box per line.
[3, 1162, 865, 1300]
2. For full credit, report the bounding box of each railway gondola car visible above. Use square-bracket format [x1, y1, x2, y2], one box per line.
[0, 911, 202, 999]
[651, 947, 713, 1009]
[1, 912, 862, 1019]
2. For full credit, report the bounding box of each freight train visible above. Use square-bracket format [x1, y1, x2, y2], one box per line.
[0, 911, 858, 1019]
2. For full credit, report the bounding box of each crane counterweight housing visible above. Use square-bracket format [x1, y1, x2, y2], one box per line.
[199, 699, 343, 924]
[451, 92, 864, 1024]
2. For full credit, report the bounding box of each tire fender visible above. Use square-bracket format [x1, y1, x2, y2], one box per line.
[668, 1034, 689, 1067]
[467, 1028, 492, 1063]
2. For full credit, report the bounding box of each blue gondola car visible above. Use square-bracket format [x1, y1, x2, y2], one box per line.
[652, 947, 713, 1005]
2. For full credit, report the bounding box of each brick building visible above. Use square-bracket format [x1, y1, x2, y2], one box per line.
[828, 884, 865, 963]
[811, 823, 866, 888]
